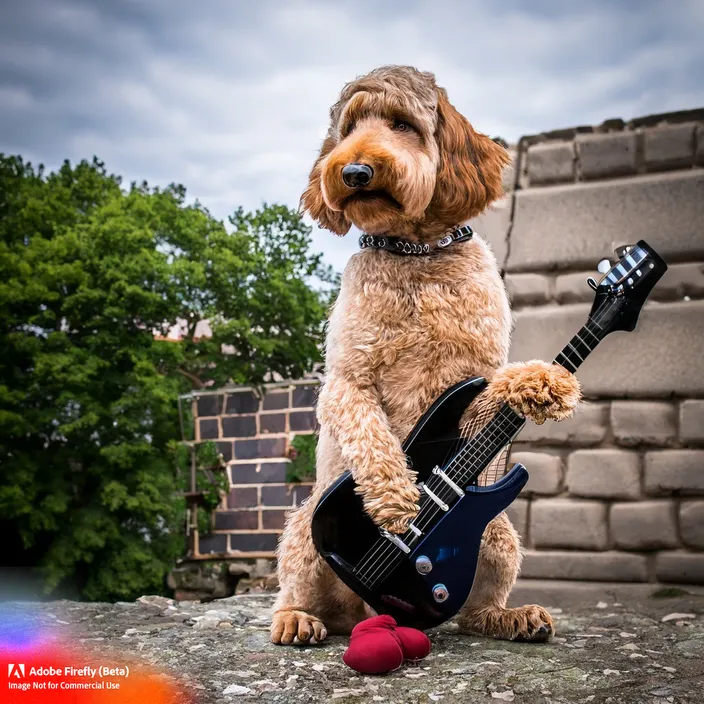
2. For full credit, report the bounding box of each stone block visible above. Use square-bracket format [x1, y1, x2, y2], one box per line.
[472, 194, 511, 265]
[260, 413, 286, 434]
[520, 550, 648, 581]
[518, 402, 607, 446]
[531, 498, 608, 550]
[526, 141, 574, 185]
[644, 123, 695, 170]
[509, 301, 704, 397]
[221, 415, 257, 439]
[505, 274, 552, 306]
[680, 400, 704, 445]
[644, 450, 704, 495]
[577, 131, 637, 179]
[697, 125, 704, 166]
[655, 552, 704, 584]
[292, 385, 318, 408]
[196, 394, 223, 417]
[679, 500, 704, 549]
[231, 462, 288, 484]
[512, 452, 562, 495]
[566, 449, 641, 499]
[610, 501, 678, 550]
[502, 149, 517, 192]
[260, 484, 311, 507]
[214, 510, 259, 531]
[197, 534, 228, 556]
[504, 498, 528, 537]
[262, 391, 290, 411]
[555, 272, 595, 303]
[289, 410, 318, 432]
[507, 171, 704, 271]
[225, 391, 259, 414]
[229, 533, 279, 553]
[262, 510, 288, 531]
[657, 262, 704, 300]
[199, 418, 219, 440]
[610, 401, 676, 447]
[216, 441, 233, 463]
[234, 437, 287, 461]
[227, 487, 257, 509]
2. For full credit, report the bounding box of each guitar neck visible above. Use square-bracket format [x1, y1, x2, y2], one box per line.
[443, 313, 609, 488]
[552, 316, 606, 373]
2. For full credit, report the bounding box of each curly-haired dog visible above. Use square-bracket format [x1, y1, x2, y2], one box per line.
[271, 66, 581, 645]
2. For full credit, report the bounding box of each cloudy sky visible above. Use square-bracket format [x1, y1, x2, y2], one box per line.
[1, 0, 703, 272]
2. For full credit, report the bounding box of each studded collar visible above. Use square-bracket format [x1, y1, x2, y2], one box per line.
[358, 225, 474, 256]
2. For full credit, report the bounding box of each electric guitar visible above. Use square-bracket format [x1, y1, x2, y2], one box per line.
[311, 240, 667, 630]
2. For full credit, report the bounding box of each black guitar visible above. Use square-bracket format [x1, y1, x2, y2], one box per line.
[312, 240, 667, 630]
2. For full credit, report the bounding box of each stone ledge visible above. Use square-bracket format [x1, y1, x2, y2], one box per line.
[520, 550, 649, 581]
[507, 170, 704, 272]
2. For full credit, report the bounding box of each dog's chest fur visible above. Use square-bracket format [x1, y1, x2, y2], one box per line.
[332, 238, 511, 434]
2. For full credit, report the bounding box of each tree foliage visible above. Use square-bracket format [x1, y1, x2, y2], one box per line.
[0, 155, 332, 600]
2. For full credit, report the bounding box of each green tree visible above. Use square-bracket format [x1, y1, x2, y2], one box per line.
[0, 155, 332, 601]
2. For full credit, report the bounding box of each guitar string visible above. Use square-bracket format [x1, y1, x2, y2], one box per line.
[354, 296, 617, 587]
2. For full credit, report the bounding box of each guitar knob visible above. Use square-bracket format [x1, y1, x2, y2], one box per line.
[432, 584, 449, 603]
[415, 555, 433, 574]
[597, 259, 611, 274]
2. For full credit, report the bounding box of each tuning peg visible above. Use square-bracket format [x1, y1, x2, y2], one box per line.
[587, 277, 598, 291]
[597, 259, 611, 274]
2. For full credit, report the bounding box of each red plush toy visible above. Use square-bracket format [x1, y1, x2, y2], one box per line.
[342, 615, 431, 674]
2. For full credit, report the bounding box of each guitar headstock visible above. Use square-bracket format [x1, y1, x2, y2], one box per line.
[588, 240, 668, 336]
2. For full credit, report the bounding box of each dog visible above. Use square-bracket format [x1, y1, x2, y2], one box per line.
[271, 66, 581, 645]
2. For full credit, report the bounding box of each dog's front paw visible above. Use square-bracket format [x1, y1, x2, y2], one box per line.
[489, 360, 581, 425]
[362, 481, 420, 535]
[271, 609, 327, 645]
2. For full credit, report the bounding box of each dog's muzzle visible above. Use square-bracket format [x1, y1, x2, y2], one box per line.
[342, 163, 374, 188]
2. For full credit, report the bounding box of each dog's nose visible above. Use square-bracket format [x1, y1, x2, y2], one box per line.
[342, 163, 374, 188]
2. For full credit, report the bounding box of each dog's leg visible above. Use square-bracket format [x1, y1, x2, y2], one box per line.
[271, 495, 371, 644]
[455, 512, 554, 642]
[271, 430, 372, 645]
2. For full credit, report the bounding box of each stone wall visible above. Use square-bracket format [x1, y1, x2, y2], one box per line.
[482, 108, 704, 585]
[188, 380, 319, 559]
[183, 108, 703, 590]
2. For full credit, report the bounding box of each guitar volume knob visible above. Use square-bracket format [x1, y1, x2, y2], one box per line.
[432, 584, 449, 603]
[415, 555, 433, 574]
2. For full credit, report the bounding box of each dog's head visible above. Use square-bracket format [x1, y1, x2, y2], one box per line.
[301, 65, 510, 238]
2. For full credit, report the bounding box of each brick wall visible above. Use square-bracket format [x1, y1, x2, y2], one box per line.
[480, 108, 704, 585]
[183, 108, 704, 587]
[189, 380, 319, 559]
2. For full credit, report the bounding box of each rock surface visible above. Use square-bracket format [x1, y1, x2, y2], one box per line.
[5, 587, 704, 703]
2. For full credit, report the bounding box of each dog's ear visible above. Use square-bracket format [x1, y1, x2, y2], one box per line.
[300, 135, 351, 236]
[432, 88, 510, 222]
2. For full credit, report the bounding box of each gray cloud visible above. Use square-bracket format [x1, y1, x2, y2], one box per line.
[1, 0, 702, 271]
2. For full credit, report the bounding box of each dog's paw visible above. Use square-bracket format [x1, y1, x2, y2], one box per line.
[458, 604, 554, 642]
[271, 609, 327, 645]
[362, 481, 420, 535]
[488, 360, 581, 425]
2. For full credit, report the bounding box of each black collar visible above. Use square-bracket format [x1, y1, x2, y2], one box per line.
[358, 225, 473, 256]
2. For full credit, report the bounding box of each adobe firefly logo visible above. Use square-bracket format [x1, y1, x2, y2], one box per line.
[8, 663, 25, 678]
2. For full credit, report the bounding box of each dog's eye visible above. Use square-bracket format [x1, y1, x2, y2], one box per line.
[393, 121, 410, 132]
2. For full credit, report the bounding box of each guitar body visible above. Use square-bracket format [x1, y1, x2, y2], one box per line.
[311, 376, 529, 630]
